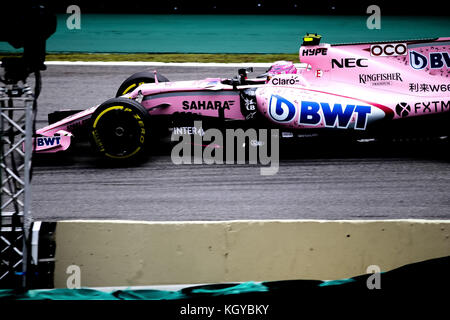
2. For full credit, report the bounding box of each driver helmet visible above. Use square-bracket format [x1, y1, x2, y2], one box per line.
[265, 61, 299, 79]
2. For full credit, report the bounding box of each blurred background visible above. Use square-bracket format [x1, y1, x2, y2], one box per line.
[0, 1, 449, 55]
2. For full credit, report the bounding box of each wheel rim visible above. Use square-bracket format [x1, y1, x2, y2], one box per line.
[120, 81, 146, 96]
[91, 105, 146, 159]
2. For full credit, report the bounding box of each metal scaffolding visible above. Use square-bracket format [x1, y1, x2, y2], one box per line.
[0, 83, 34, 289]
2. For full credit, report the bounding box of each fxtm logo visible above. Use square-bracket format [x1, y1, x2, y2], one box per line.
[331, 58, 368, 69]
[268, 95, 372, 130]
[370, 43, 407, 57]
[182, 100, 234, 110]
[409, 51, 450, 70]
[395, 102, 411, 117]
[396, 100, 449, 116]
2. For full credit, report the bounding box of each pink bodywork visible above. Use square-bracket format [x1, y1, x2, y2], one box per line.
[35, 36, 450, 153]
[259, 37, 449, 129]
[134, 78, 245, 120]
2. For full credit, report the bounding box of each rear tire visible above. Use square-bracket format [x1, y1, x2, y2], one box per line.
[90, 98, 150, 162]
[116, 71, 169, 97]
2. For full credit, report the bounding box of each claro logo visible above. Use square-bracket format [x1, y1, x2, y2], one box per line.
[370, 43, 407, 57]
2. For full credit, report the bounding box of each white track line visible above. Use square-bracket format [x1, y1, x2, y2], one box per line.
[45, 61, 308, 69]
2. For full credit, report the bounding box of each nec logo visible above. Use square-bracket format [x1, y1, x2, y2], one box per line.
[302, 48, 328, 56]
[331, 58, 368, 69]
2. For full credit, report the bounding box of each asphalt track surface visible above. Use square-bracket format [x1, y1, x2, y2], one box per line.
[30, 65, 450, 221]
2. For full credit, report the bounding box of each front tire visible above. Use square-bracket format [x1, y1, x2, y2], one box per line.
[90, 98, 149, 162]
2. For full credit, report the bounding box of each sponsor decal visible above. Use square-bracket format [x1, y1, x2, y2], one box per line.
[267, 95, 373, 130]
[268, 95, 296, 122]
[370, 43, 407, 57]
[243, 97, 256, 111]
[173, 126, 205, 136]
[270, 75, 300, 86]
[299, 101, 372, 130]
[409, 51, 450, 70]
[182, 100, 234, 110]
[331, 58, 368, 69]
[397, 100, 450, 116]
[409, 83, 450, 92]
[395, 102, 411, 117]
[240, 88, 257, 120]
[315, 69, 323, 78]
[412, 100, 450, 113]
[359, 73, 403, 85]
[36, 136, 61, 147]
[302, 47, 328, 56]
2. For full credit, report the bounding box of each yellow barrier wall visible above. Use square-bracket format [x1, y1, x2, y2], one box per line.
[54, 220, 450, 288]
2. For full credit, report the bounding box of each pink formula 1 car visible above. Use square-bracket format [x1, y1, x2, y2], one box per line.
[34, 34, 450, 161]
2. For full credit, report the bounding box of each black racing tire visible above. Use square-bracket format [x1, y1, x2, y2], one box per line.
[90, 98, 150, 162]
[115, 71, 169, 97]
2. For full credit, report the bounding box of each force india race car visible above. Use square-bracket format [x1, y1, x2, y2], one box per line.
[34, 34, 450, 161]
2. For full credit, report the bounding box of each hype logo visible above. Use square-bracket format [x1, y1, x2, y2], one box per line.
[268, 95, 296, 122]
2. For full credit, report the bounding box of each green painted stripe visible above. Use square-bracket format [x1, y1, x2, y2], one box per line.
[1, 14, 448, 54]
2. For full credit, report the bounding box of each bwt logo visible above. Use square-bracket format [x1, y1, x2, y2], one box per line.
[410, 51, 450, 70]
[268, 95, 296, 122]
[36, 136, 61, 147]
[300, 101, 372, 130]
[268, 95, 372, 130]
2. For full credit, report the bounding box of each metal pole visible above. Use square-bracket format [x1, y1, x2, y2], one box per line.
[22, 95, 33, 288]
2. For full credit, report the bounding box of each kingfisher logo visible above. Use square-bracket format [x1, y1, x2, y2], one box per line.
[267, 96, 373, 130]
[36, 136, 61, 147]
[410, 51, 450, 70]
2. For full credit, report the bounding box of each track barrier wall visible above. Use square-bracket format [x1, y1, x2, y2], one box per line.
[53, 219, 450, 288]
